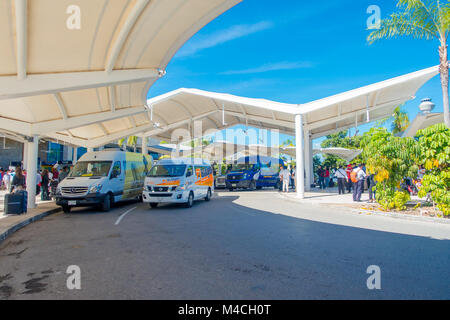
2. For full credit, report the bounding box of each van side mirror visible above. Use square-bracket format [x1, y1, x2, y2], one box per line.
[110, 171, 118, 179]
[186, 171, 192, 177]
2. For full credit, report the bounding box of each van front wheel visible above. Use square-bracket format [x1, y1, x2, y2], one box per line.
[101, 194, 111, 212]
[62, 205, 71, 213]
[205, 188, 212, 201]
[149, 203, 158, 208]
[185, 192, 194, 208]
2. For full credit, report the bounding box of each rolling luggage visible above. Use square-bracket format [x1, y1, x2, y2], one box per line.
[4, 190, 27, 215]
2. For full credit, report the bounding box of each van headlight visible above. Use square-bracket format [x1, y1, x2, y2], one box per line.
[175, 185, 186, 191]
[89, 184, 102, 193]
[56, 185, 62, 195]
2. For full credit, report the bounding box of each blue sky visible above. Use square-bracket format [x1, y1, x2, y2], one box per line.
[147, 0, 445, 148]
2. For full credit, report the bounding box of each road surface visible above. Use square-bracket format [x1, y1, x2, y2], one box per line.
[1, 190, 449, 299]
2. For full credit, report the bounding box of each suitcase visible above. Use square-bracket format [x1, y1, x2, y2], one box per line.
[4, 191, 27, 215]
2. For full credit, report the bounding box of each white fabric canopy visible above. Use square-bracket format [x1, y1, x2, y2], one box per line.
[0, 0, 241, 145]
[403, 112, 444, 137]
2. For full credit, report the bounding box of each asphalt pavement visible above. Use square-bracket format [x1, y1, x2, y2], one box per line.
[0, 190, 449, 300]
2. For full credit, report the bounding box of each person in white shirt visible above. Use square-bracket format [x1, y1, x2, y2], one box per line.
[353, 164, 367, 202]
[279, 166, 291, 193]
[334, 165, 348, 195]
[2, 170, 11, 193]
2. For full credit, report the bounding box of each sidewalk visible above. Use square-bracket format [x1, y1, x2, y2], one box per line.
[282, 187, 369, 206]
[280, 187, 450, 224]
[0, 190, 60, 242]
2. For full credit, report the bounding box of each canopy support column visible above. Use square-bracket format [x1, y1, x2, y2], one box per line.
[73, 147, 78, 164]
[295, 114, 305, 199]
[304, 130, 311, 191]
[22, 141, 28, 170]
[141, 136, 148, 155]
[26, 135, 38, 209]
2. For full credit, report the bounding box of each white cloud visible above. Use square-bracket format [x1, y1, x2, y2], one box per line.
[177, 21, 274, 58]
[220, 61, 314, 75]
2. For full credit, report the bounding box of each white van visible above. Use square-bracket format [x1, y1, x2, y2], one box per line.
[142, 158, 214, 208]
[56, 150, 152, 213]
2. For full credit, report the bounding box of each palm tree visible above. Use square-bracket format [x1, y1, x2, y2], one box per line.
[367, 0, 449, 127]
[391, 106, 410, 135]
[117, 136, 138, 152]
[379, 105, 410, 135]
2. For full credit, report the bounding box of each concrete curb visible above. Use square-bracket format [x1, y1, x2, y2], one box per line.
[351, 208, 450, 225]
[0, 207, 61, 243]
[278, 193, 450, 225]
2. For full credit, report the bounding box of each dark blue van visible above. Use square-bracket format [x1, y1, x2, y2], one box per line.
[225, 156, 285, 191]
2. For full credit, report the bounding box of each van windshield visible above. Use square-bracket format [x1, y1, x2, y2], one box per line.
[147, 164, 187, 177]
[231, 163, 254, 172]
[69, 161, 112, 177]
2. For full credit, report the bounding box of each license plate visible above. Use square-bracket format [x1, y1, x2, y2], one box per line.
[232, 184, 237, 187]
[68, 200, 76, 206]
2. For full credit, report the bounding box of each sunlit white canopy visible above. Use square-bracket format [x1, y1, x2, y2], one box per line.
[300, 66, 440, 139]
[278, 146, 362, 162]
[138, 66, 439, 144]
[0, 0, 241, 144]
[403, 112, 444, 137]
[312, 148, 362, 162]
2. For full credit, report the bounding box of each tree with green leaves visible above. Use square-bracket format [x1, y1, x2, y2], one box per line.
[361, 127, 421, 210]
[368, 0, 449, 127]
[320, 130, 363, 168]
[416, 123, 450, 216]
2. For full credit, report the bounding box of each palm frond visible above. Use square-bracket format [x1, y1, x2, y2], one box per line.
[368, 11, 437, 43]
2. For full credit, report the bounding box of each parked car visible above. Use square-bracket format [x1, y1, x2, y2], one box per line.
[214, 175, 227, 189]
[143, 158, 214, 208]
[56, 149, 152, 213]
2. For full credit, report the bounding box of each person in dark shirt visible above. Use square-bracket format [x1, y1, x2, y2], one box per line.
[11, 167, 26, 192]
[41, 169, 50, 200]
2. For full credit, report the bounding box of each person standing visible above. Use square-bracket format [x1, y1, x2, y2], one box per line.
[292, 165, 296, 191]
[59, 166, 69, 182]
[10, 167, 26, 192]
[334, 165, 348, 195]
[317, 165, 325, 189]
[324, 167, 330, 189]
[352, 164, 367, 202]
[36, 171, 42, 196]
[346, 164, 353, 193]
[2, 170, 11, 193]
[41, 169, 50, 201]
[279, 166, 291, 193]
[367, 173, 377, 203]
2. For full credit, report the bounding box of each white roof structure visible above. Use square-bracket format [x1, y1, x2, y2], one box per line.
[278, 146, 362, 162]
[403, 113, 444, 137]
[312, 148, 362, 162]
[299, 66, 440, 139]
[0, 0, 241, 146]
[141, 66, 439, 144]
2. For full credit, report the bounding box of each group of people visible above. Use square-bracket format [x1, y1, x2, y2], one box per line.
[315, 164, 377, 203]
[0, 165, 70, 200]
